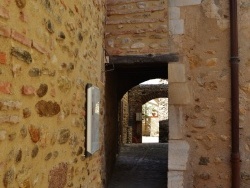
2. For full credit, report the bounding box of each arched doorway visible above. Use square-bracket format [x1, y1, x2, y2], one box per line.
[120, 80, 168, 144]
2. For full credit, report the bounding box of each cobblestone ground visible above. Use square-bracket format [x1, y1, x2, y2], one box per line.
[108, 143, 168, 188]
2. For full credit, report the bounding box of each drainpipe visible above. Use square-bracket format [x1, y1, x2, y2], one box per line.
[229, 0, 240, 187]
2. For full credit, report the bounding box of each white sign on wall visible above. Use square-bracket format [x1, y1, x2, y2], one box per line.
[87, 85, 100, 155]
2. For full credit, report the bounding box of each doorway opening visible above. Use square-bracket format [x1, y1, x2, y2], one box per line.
[142, 97, 168, 144]
[104, 54, 178, 186]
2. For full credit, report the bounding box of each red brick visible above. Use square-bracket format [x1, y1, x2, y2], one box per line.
[19, 11, 28, 22]
[107, 0, 148, 5]
[22, 85, 36, 95]
[50, 88, 56, 97]
[0, 25, 11, 38]
[0, 6, 9, 19]
[11, 30, 32, 47]
[32, 41, 48, 55]
[106, 27, 167, 36]
[106, 18, 159, 25]
[0, 52, 7, 64]
[108, 7, 165, 15]
[28, 125, 40, 143]
[0, 82, 11, 94]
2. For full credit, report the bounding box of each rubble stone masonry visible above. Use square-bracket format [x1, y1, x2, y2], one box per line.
[106, 0, 169, 55]
[0, 0, 105, 187]
[106, 0, 250, 187]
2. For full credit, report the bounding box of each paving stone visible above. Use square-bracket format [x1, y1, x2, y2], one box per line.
[108, 143, 167, 188]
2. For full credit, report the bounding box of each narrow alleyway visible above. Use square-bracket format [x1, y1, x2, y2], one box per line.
[108, 143, 168, 188]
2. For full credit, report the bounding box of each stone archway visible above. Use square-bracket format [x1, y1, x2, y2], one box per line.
[127, 84, 168, 143]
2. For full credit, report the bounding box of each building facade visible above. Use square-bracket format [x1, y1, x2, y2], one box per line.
[0, 0, 249, 187]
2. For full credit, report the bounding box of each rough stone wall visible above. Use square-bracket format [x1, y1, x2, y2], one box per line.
[120, 93, 131, 144]
[168, 0, 232, 187]
[106, 0, 169, 55]
[158, 98, 168, 121]
[0, 1, 105, 187]
[105, 0, 250, 187]
[239, 1, 250, 187]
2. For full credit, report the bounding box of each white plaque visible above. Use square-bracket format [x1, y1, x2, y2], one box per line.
[87, 86, 100, 154]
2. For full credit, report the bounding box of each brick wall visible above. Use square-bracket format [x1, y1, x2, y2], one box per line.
[106, 0, 169, 55]
[0, 1, 105, 187]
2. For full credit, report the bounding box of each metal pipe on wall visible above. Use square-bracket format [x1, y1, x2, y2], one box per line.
[229, 0, 240, 187]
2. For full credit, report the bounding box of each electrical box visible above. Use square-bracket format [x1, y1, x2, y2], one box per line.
[87, 85, 100, 155]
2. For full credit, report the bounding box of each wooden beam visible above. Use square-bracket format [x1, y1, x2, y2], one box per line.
[108, 53, 179, 64]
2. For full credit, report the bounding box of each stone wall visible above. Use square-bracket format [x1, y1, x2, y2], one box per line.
[120, 93, 132, 144]
[0, 1, 105, 187]
[106, 0, 169, 55]
[238, 1, 250, 187]
[168, 0, 231, 187]
[105, 0, 250, 187]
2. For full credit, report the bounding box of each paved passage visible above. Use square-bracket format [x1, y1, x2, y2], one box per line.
[108, 143, 168, 188]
